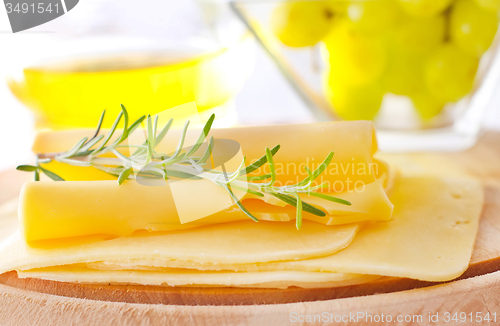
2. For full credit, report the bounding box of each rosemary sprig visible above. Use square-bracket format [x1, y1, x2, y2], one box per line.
[18, 106, 351, 229]
[17, 158, 64, 181]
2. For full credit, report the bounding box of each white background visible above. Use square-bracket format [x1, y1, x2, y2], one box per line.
[0, 0, 499, 171]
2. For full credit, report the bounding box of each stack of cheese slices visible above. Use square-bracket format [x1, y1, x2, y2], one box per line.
[0, 121, 484, 290]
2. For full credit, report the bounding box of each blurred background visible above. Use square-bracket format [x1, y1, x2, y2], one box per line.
[0, 0, 499, 171]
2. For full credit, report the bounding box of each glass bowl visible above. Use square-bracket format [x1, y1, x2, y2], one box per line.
[231, 0, 500, 151]
[6, 0, 254, 130]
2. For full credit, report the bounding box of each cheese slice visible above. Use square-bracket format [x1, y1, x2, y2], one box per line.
[23, 120, 393, 242]
[19, 121, 394, 245]
[0, 220, 358, 272]
[18, 266, 379, 289]
[19, 175, 391, 243]
[112, 176, 479, 283]
[2, 175, 483, 284]
[282, 176, 483, 282]
[32, 120, 387, 190]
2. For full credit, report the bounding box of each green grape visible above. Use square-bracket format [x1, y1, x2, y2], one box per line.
[382, 48, 425, 96]
[324, 0, 350, 15]
[411, 92, 446, 120]
[270, 1, 336, 48]
[423, 43, 479, 103]
[324, 21, 387, 86]
[346, 0, 403, 35]
[450, 0, 499, 57]
[396, 0, 453, 16]
[325, 72, 384, 120]
[390, 15, 445, 54]
[474, 0, 500, 12]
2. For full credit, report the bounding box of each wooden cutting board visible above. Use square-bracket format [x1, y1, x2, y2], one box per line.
[0, 132, 499, 325]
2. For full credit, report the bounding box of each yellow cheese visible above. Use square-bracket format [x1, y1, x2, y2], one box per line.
[19, 176, 391, 243]
[32, 120, 388, 190]
[284, 176, 482, 282]
[19, 179, 240, 243]
[0, 221, 358, 272]
[18, 267, 380, 289]
[3, 175, 483, 284]
[99, 176, 478, 283]
[22, 120, 394, 242]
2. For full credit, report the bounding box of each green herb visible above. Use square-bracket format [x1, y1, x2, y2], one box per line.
[16, 165, 38, 172]
[39, 166, 64, 181]
[118, 167, 133, 185]
[18, 106, 351, 229]
[241, 145, 280, 175]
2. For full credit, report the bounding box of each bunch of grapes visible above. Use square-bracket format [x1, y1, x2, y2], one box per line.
[270, 0, 499, 121]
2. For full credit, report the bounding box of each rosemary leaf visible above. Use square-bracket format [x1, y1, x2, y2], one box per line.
[164, 170, 202, 180]
[222, 184, 259, 222]
[118, 167, 133, 185]
[157, 152, 187, 166]
[147, 114, 154, 146]
[271, 193, 326, 217]
[56, 158, 93, 167]
[146, 115, 154, 164]
[34, 169, 40, 181]
[307, 192, 351, 206]
[79, 135, 104, 152]
[16, 165, 38, 172]
[59, 137, 88, 159]
[265, 147, 276, 186]
[128, 116, 152, 157]
[198, 136, 214, 164]
[241, 144, 280, 175]
[309, 151, 334, 182]
[293, 193, 303, 229]
[186, 158, 203, 172]
[37, 158, 52, 164]
[291, 152, 334, 189]
[71, 150, 94, 158]
[171, 120, 190, 159]
[152, 114, 159, 146]
[142, 166, 166, 179]
[92, 110, 123, 154]
[186, 114, 215, 157]
[304, 166, 314, 186]
[225, 156, 247, 184]
[154, 118, 173, 147]
[39, 167, 65, 181]
[89, 110, 105, 142]
[116, 104, 129, 144]
[127, 115, 146, 136]
[111, 148, 137, 164]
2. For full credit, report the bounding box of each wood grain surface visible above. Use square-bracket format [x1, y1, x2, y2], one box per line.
[0, 132, 499, 325]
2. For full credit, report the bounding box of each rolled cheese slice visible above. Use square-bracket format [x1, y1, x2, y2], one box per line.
[19, 175, 392, 243]
[33, 120, 388, 189]
[21, 120, 393, 243]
